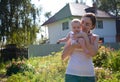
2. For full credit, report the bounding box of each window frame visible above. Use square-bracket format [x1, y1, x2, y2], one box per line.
[62, 21, 69, 30]
[96, 20, 103, 29]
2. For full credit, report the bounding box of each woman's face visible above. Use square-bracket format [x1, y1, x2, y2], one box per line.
[81, 17, 93, 33]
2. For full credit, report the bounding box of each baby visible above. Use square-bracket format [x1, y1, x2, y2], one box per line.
[57, 18, 90, 54]
[57, 19, 82, 44]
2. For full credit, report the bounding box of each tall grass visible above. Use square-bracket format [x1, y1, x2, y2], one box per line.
[6, 51, 67, 82]
[0, 46, 120, 82]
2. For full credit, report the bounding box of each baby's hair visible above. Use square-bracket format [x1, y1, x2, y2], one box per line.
[71, 18, 81, 25]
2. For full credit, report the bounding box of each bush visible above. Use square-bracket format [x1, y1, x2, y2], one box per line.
[95, 69, 120, 82]
[93, 46, 120, 72]
[93, 46, 111, 67]
[106, 50, 120, 72]
[6, 60, 35, 76]
[94, 67, 111, 81]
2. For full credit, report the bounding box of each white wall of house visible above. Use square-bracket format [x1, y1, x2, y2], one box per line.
[48, 19, 71, 44]
[92, 19, 116, 43]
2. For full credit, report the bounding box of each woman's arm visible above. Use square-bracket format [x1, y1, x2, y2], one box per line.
[84, 34, 99, 57]
[74, 32, 99, 57]
[61, 39, 72, 60]
[61, 39, 80, 60]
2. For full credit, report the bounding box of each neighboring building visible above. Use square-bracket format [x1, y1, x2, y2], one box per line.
[42, 3, 117, 44]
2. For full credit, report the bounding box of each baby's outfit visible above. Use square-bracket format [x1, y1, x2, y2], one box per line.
[68, 31, 82, 45]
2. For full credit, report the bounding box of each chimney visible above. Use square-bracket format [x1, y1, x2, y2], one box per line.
[85, 2, 97, 14]
[92, 2, 97, 14]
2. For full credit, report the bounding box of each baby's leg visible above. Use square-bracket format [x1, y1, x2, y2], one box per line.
[78, 38, 89, 54]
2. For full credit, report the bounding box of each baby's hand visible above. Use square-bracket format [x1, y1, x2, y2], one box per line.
[90, 36, 96, 44]
[72, 34, 77, 39]
[74, 33, 84, 38]
[79, 32, 88, 37]
[91, 36, 96, 41]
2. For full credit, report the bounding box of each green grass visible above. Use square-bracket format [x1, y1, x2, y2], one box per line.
[0, 47, 120, 82]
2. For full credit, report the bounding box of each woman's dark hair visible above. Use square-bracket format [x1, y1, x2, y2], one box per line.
[82, 13, 96, 30]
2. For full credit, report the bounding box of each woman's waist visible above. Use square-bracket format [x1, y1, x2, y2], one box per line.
[66, 63, 95, 76]
[68, 57, 93, 68]
[68, 54, 93, 70]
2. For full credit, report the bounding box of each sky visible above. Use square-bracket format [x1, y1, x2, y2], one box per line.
[31, 0, 93, 40]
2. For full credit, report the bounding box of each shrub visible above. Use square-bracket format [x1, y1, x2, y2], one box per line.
[94, 67, 111, 81]
[93, 46, 120, 71]
[93, 46, 111, 67]
[95, 70, 120, 82]
[106, 50, 120, 72]
[6, 60, 35, 76]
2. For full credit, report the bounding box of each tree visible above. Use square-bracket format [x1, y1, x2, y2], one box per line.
[75, 0, 79, 3]
[0, 0, 41, 47]
[97, 0, 120, 17]
[44, 11, 51, 35]
[44, 11, 51, 19]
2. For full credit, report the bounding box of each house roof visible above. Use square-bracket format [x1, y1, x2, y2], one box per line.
[42, 3, 115, 26]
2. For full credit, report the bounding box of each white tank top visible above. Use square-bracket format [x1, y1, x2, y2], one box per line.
[66, 34, 99, 76]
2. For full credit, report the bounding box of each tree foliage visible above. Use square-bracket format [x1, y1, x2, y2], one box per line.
[98, 0, 120, 17]
[0, 0, 41, 47]
[44, 11, 51, 19]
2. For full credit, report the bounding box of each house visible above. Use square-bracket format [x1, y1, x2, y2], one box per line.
[42, 3, 117, 44]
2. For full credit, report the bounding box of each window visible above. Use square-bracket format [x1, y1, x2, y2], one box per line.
[62, 22, 69, 30]
[96, 20, 103, 29]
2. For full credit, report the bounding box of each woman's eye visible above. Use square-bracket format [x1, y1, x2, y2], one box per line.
[86, 23, 91, 27]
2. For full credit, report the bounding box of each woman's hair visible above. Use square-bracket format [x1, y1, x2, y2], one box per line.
[82, 13, 96, 30]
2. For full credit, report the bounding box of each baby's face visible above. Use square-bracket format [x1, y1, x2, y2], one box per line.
[71, 22, 81, 34]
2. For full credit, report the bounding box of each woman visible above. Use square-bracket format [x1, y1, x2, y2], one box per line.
[62, 13, 99, 82]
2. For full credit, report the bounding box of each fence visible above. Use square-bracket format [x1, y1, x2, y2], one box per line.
[28, 43, 120, 57]
[28, 44, 64, 57]
[102, 43, 120, 50]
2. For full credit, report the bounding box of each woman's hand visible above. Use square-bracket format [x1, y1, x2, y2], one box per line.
[62, 40, 81, 60]
[73, 31, 88, 39]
